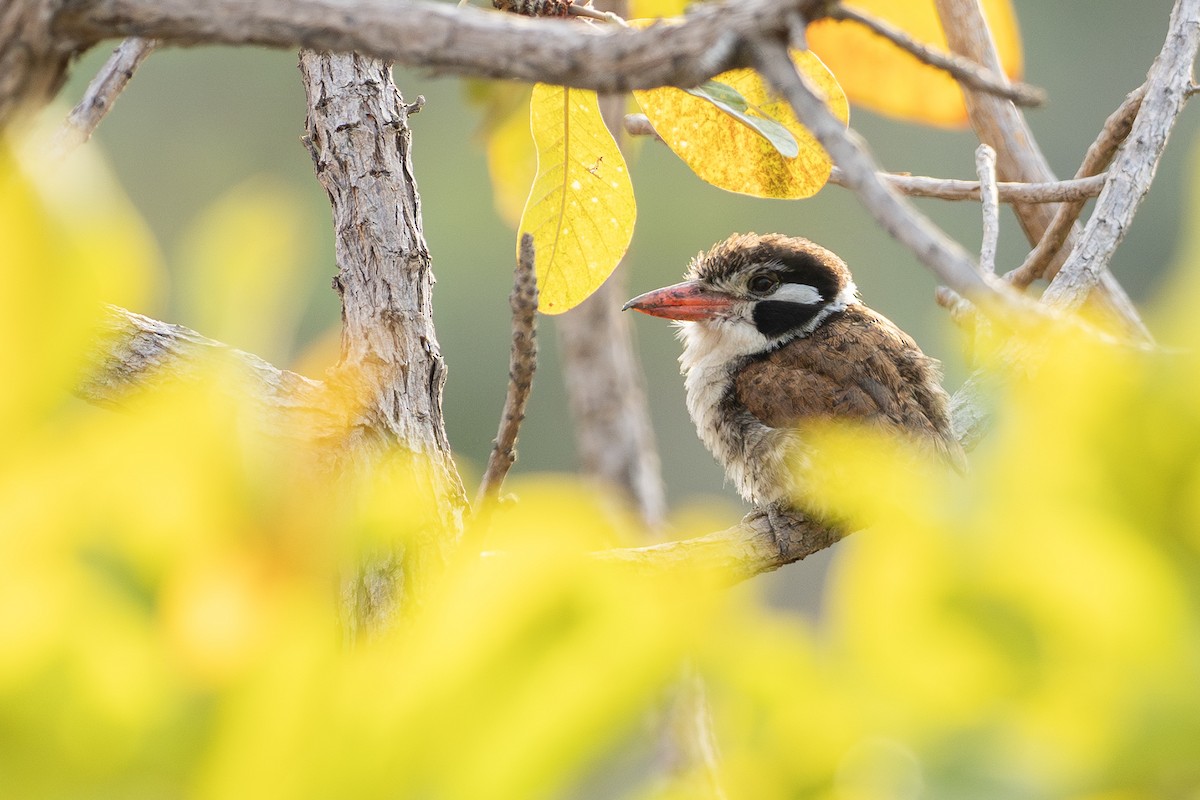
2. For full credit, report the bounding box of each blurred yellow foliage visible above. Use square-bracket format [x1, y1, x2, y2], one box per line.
[808, 0, 1023, 128]
[517, 84, 636, 314]
[5, 131, 1200, 800]
[467, 80, 536, 230]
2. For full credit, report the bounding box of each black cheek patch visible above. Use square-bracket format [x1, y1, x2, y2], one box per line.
[753, 300, 821, 339]
[778, 252, 839, 301]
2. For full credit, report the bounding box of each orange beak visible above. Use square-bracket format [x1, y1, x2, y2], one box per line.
[622, 280, 735, 321]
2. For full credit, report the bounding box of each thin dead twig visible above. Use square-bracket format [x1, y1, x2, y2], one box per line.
[935, 0, 1151, 341]
[827, 4, 1045, 108]
[625, 115, 1105, 204]
[1042, 0, 1200, 312]
[748, 33, 1001, 306]
[975, 144, 999, 274]
[830, 169, 1106, 204]
[1006, 84, 1147, 288]
[476, 234, 540, 506]
[50, 36, 157, 158]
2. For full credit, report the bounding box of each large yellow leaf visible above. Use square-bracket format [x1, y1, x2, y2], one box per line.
[517, 84, 636, 315]
[633, 51, 849, 199]
[807, 0, 1022, 128]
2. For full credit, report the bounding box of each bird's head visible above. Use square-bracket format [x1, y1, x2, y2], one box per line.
[624, 233, 859, 355]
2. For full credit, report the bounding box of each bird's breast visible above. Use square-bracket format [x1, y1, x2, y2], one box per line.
[678, 320, 798, 506]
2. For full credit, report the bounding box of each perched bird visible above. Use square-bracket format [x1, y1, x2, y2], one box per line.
[624, 232, 964, 510]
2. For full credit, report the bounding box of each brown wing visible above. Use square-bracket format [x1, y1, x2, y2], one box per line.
[734, 306, 965, 467]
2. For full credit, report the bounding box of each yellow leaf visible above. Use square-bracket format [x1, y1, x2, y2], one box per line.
[517, 84, 635, 314]
[808, 0, 1023, 128]
[633, 51, 849, 199]
[628, 0, 689, 16]
[176, 178, 310, 361]
[0, 136, 159, 433]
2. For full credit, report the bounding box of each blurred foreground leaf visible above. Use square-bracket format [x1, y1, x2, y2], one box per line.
[6, 121, 1200, 800]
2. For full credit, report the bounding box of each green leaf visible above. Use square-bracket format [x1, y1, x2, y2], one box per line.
[685, 80, 800, 159]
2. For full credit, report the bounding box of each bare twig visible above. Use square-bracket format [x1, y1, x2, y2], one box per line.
[934, 286, 977, 328]
[1042, 0, 1200, 312]
[50, 36, 157, 157]
[830, 169, 1106, 204]
[569, 4, 629, 25]
[1007, 84, 1147, 288]
[595, 507, 842, 583]
[935, 0, 1151, 341]
[827, 3, 1045, 108]
[749, 34, 1002, 306]
[626, 115, 1105, 204]
[975, 143, 999, 274]
[476, 234, 539, 507]
[623, 112, 665, 143]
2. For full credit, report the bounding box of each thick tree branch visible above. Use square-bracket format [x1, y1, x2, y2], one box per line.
[300, 51, 467, 633]
[80, 304, 341, 439]
[1043, 0, 1200, 311]
[48, 0, 817, 93]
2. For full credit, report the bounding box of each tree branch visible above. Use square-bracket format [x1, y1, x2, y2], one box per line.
[975, 143, 999, 274]
[1042, 0, 1200, 311]
[826, 3, 1046, 108]
[477, 233, 539, 507]
[829, 168, 1106, 204]
[50, 36, 156, 157]
[555, 75, 668, 529]
[748, 33, 1005, 307]
[1006, 84, 1147, 288]
[80, 304, 341, 439]
[595, 508, 841, 583]
[625, 113, 1107, 203]
[935, 0, 1152, 341]
[299, 51, 467, 633]
[47, 0, 821, 95]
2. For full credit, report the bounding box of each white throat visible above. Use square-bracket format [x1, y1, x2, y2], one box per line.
[674, 281, 859, 502]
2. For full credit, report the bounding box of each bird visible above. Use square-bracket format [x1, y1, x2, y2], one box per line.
[623, 232, 965, 511]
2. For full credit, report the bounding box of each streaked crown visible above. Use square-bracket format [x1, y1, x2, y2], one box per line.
[689, 233, 858, 340]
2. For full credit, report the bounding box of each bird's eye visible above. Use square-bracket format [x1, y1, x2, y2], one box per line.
[748, 273, 779, 295]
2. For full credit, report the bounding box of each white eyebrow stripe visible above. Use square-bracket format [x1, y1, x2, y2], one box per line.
[771, 282, 823, 305]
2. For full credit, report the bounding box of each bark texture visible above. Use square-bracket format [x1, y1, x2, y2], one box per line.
[300, 51, 466, 634]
